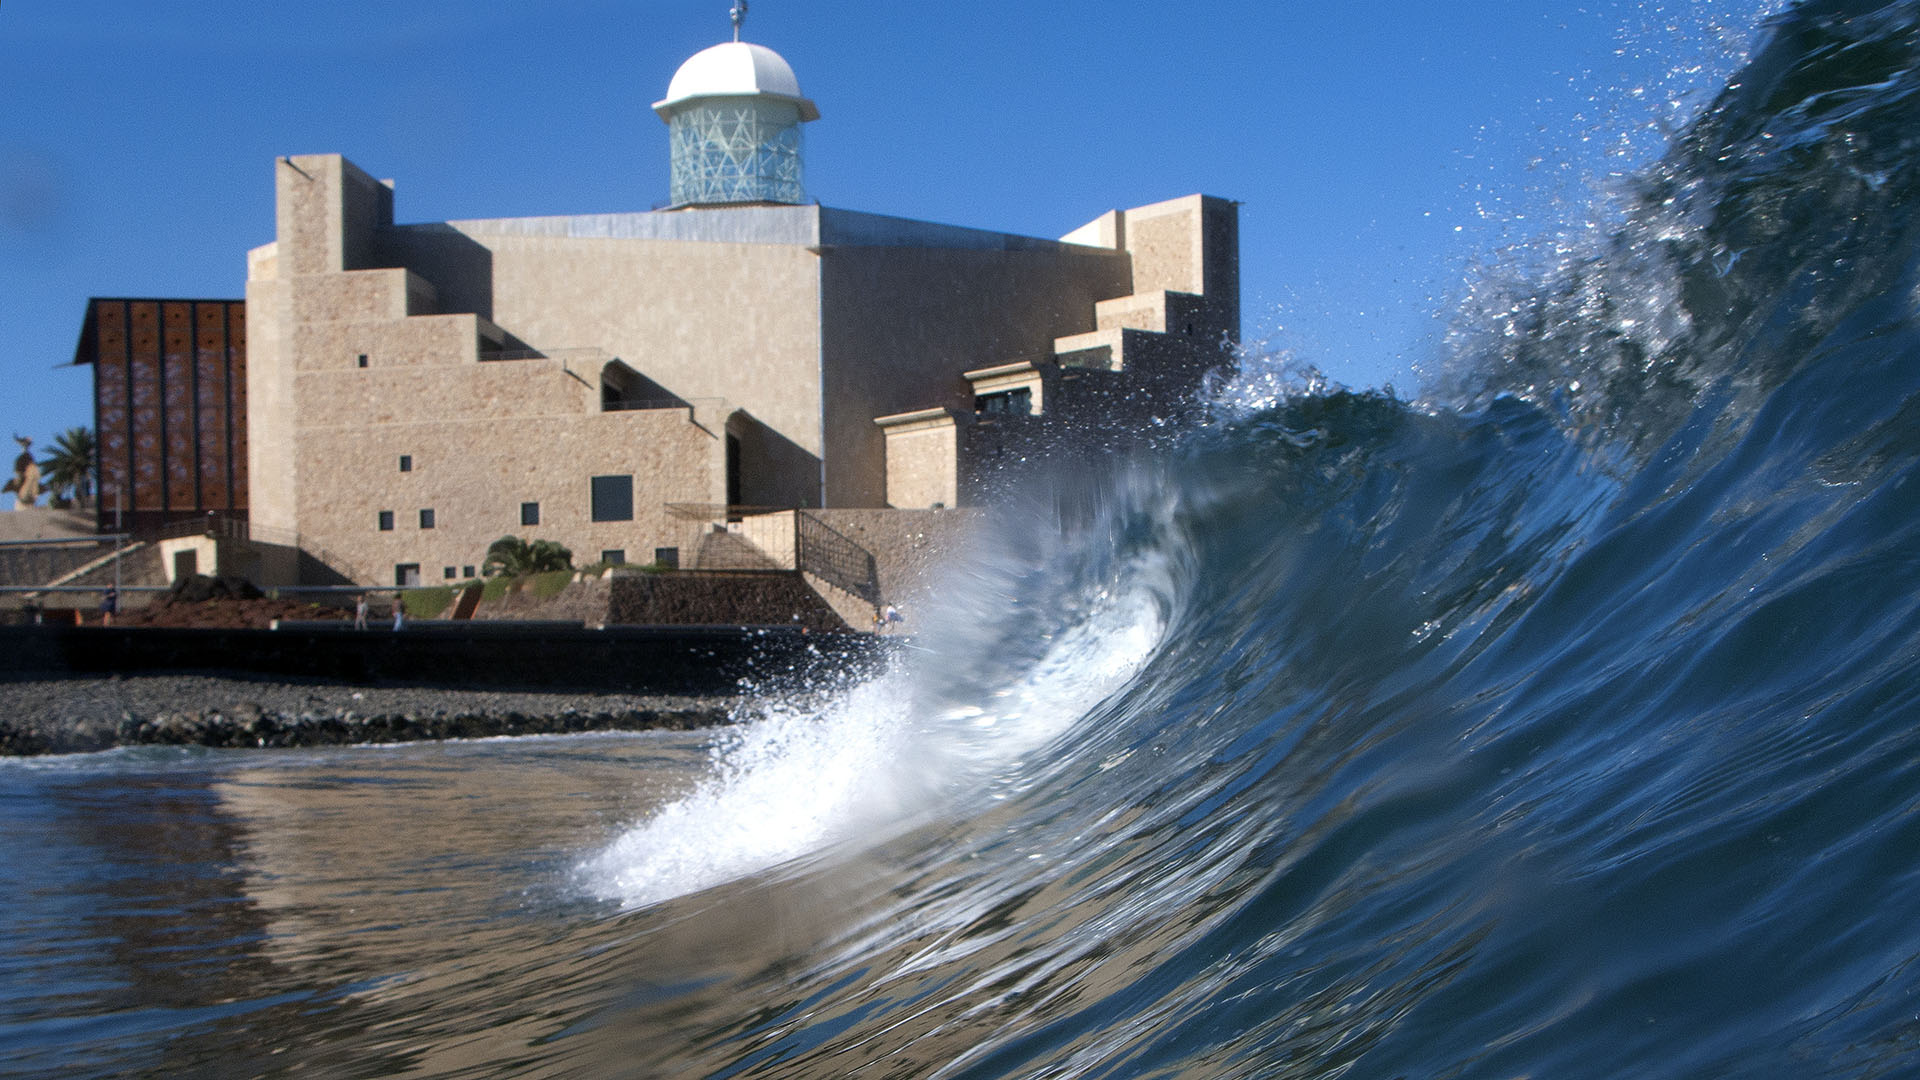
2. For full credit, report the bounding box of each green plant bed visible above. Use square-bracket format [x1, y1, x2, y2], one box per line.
[530, 569, 574, 600]
[400, 586, 454, 620]
[475, 569, 577, 607]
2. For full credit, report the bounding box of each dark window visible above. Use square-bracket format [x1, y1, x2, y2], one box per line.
[395, 563, 420, 587]
[975, 387, 1033, 416]
[419, 509, 435, 529]
[462, 565, 475, 578]
[399, 455, 412, 473]
[601, 549, 626, 567]
[590, 475, 633, 522]
[443, 566, 456, 580]
[377, 510, 394, 531]
[654, 547, 679, 570]
[357, 354, 369, 368]
[520, 501, 540, 526]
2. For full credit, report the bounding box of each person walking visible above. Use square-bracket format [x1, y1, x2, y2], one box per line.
[98, 586, 118, 627]
[391, 593, 406, 632]
[354, 593, 369, 630]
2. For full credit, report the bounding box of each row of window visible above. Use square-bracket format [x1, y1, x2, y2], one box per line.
[374, 477, 637, 533]
[377, 509, 435, 531]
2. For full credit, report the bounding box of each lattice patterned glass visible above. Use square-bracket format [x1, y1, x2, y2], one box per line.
[668, 99, 805, 206]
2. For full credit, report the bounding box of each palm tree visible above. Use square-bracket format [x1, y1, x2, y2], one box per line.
[38, 427, 96, 507]
[483, 535, 573, 577]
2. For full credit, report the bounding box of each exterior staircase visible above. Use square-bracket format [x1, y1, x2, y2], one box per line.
[693, 528, 783, 570]
[0, 543, 112, 589]
[685, 510, 883, 629]
[44, 542, 165, 593]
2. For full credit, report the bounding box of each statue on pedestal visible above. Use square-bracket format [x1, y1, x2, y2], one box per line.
[4, 436, 40, 508]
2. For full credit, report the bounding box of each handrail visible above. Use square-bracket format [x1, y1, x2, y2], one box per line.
[665, 502, 795, 521]
[662, 503, 880, 608]
[0, 534, 128, 549]
[602, 398, 695, 413]
[796, 512, 879, 607]
[479, 346, 610, 363]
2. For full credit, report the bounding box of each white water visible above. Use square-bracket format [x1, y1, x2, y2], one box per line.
[579, 575, 1170, 909]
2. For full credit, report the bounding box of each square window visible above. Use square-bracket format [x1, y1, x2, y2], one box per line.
[654, 547, 679, 570]
[443, 566, 456, 580]
[601, 549, 626, 567]
[419, 509, 435, 529]
[399, 455, 412, 473]
[395, 563, 420, 588]
[377, 510, 394, 531]
[590, 475, 633, 522]
[521, 501, 540, 527]
[462, 565, 475, 578]
[357, 354, 369, 368]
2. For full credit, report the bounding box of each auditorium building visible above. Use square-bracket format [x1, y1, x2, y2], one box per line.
[74, 23, 1240, 594]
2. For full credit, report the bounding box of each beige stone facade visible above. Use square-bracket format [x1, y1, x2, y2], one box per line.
[245, 154, 1237, 587]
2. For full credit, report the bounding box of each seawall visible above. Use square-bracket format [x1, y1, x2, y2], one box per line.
[0, 623, 891, 696]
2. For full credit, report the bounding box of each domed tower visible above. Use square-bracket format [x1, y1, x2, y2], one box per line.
[653, 3, 819, 208]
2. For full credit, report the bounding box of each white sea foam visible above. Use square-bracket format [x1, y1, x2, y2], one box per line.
[578, 577, 1167, 909]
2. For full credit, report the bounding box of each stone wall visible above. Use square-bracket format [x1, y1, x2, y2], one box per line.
[820, 243, 1131, 507]
[296, 408, 717, 588]
[468, 569, 849, 632]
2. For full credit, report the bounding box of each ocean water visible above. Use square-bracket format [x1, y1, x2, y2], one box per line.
[8, 0, 1920, 1075]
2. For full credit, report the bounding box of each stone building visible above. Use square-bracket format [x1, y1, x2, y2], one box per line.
[89, 24, 1242, 595]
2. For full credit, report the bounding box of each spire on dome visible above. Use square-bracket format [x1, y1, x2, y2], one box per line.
[730, 1, 747, 42]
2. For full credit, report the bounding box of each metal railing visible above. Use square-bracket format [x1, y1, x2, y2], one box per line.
[796, 512, 879, 607]
[666, 503, 791, 523]
[664, 504, 880, 607]
[479, 346, 610, 364]
[603, 397, 696, 413]
[154, 514, 250, 542]
[0, 535, 134, 592]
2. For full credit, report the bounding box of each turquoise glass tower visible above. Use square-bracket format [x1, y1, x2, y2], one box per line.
[653, 27, 820, 208]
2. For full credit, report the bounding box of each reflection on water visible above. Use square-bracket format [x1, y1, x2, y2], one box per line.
[0, 735, 710, 1078]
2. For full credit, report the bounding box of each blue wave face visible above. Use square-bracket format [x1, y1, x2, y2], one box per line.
[568, 2, 1920, 1075]
[13, 4, 1920, 1077]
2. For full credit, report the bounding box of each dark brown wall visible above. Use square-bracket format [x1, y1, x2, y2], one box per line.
[76, 298, 248, 535]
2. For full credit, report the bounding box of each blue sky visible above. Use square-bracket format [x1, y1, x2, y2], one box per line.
[1, 0, 1776, 487]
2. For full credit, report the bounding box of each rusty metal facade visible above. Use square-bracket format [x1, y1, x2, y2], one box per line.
[73, 298, 247, 536]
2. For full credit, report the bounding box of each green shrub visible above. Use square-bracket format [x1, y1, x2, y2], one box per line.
[482, 535, 573, 577]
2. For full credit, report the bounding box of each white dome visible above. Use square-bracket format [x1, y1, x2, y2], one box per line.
[653, 41, 819, 122]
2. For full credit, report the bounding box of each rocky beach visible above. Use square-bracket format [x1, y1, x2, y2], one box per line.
[0, 673, 738, 756]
